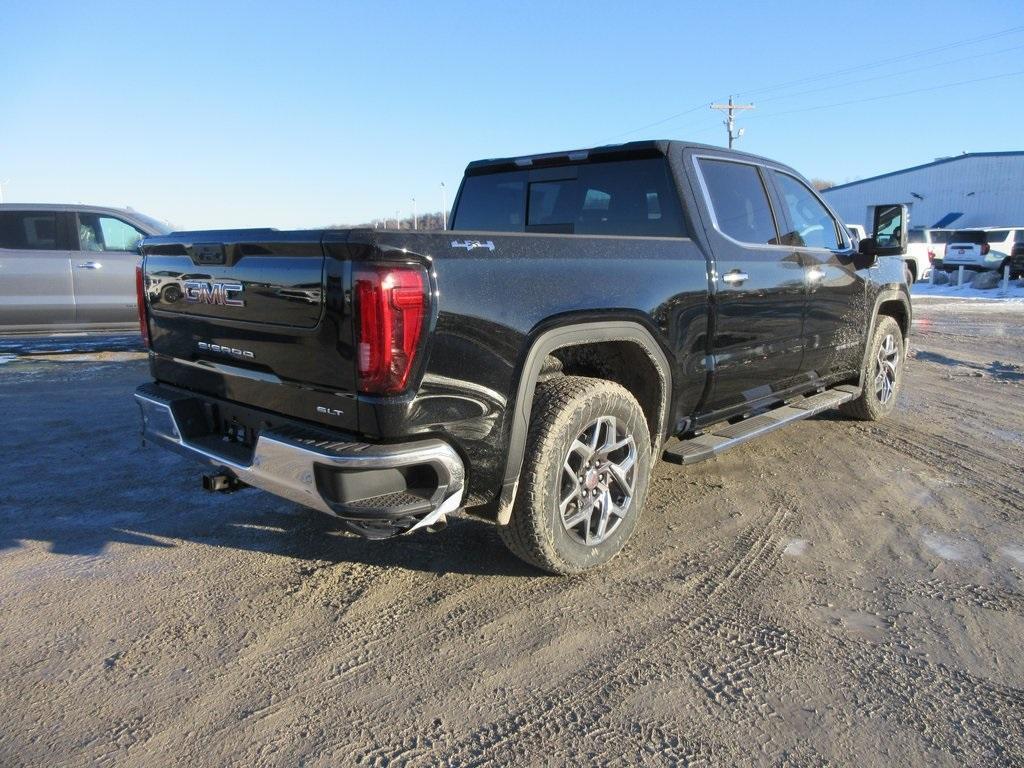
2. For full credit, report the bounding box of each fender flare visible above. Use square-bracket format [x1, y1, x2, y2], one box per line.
[496, 320, 672, 525]
[858, 288, 911, 390]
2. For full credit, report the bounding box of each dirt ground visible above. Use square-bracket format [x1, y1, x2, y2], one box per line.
[2, 297, 1023, 767]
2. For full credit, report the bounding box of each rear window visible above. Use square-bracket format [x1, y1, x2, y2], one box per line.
[928, 230, 952, 244]
[950, 231, 987, 244]
[950, 230, 1011, 245]
[452, 158, 686, 237]
[0, 211, 58, 250]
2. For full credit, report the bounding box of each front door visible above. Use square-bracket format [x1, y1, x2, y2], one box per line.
[691, 155, 807, 414]
[0, 210, 75, 330]
[767, 170, 866, 382]
[71, 212, 146, 326]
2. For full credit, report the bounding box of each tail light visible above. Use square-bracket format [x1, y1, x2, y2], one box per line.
[981, 243, 991, 256]
[354, 264, 428, 394]
[927, 249, 936, 263]
[135, 258, 150, 348]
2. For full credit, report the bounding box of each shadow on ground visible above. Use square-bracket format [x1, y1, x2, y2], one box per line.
[0, 360, 536, 578]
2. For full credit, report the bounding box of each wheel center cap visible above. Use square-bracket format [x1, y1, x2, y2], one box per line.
[584, 468, 601, 491]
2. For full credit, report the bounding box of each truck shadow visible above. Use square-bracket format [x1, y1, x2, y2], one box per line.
[0, 474, 539, 577]
[913, 351, 1024, 381]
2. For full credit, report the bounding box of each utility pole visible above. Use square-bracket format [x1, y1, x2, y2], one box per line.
[710, 96, 755, 149]
[440, 182, 447, 229]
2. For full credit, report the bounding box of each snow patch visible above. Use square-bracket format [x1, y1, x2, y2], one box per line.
[922, 531, 982, 562]
[1000, 545, 1024, 567]
[913, 277, 1024, 302]
[783, 538, 809, 557]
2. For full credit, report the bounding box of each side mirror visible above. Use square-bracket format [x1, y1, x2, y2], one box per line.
[857, 236, 878, 268]
[871, 204, 908, 256]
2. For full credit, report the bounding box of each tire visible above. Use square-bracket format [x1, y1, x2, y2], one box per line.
[904, 261, 917, 284]
[498, 376, 652, 575]
[839, 315, 904, 422]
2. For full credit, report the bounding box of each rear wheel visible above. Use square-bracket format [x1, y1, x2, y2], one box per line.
[499, 376, 652, 574]
[840, 315, 904, 422]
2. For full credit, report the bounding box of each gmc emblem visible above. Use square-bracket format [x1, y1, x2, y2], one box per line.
[183, 280, 245, 307]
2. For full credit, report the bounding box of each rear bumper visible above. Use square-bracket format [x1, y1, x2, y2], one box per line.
[135, 383, 464, 537]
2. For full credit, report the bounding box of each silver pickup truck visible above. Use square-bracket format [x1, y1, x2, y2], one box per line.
[0, 204, 169, 334]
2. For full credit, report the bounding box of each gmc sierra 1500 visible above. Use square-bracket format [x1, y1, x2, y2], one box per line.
[134, 140, 910, 574]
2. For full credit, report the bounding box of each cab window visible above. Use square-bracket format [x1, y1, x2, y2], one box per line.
[771, 172, 841, 250]
[0, 211, 58, 250]
[697, 158, 779, 245]
[77, 214, 146, 252]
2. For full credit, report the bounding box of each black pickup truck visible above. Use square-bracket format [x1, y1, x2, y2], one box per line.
[135, 140, 910, 574]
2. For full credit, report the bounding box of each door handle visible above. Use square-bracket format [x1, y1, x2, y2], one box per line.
[76, 261, 103, 269]
[721, 270, 749, 285]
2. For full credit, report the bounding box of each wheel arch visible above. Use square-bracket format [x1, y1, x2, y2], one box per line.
[857, 289, 911, 391]
[496, 318, 672, 525]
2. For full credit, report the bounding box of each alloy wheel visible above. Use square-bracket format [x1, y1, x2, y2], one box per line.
[559, 416, 637, 546]
[875, 333, 900, 405]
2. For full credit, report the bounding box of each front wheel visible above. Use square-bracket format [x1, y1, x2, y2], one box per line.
[499, 376, 652, 574]
[839, 315, 904, 421]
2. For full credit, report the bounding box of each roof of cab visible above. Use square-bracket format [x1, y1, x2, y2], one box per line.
[464, 139, 791, 175]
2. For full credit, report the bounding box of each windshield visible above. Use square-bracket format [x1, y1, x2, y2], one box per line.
[130, 211, 173, 235]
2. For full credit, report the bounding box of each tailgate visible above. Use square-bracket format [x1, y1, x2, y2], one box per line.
[945, 243, 982, 264]
[141, 228, 359, 431]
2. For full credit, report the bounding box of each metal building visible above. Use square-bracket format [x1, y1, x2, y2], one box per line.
[821, 151, 1024, 232]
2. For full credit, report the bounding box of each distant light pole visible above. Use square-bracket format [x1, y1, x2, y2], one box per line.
[412, 197, 418, 230]
[441, 182, 447, 229]
[395, 210, 401, 230]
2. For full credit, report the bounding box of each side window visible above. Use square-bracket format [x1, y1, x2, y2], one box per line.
[0, 211, 58, 250]
[77, 214, 146, 252]
[772, 172, 841, 250]
[908, 229, 926, 244]
[697, 158, 779, 245]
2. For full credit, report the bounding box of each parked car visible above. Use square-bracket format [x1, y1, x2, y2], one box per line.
[134, 140, 909, 574]
[0, 204, 170, 334]
[904, 228, 953, 282]
[940, 228, 1024, 276]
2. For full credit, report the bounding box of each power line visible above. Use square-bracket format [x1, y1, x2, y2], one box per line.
[753, 41, 1024, 106]
[735, 24, 1024, 98]
[602, 101, 710, 143]
[603, 25, 1024, 143]
[744, 68, 1024, 122]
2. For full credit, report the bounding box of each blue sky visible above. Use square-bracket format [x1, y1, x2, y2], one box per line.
[2, 0, 1023, 230]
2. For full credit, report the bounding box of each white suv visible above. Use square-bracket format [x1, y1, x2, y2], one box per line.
[941, 228, 1024, 276]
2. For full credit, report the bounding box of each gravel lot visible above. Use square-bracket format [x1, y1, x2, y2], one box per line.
[2, 298, 1023, 767]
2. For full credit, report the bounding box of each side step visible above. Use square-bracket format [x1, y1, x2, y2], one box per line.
[662, 385, 860, 466]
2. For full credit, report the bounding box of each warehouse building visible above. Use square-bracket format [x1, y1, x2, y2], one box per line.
[821, 151, 1024, 232]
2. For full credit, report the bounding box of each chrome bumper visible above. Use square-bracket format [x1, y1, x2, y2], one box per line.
[135, 386, 464, 533]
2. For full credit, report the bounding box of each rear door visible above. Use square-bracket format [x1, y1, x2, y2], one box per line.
[72, 212, 147, 326]
[767, 169, 865, 382]
[0, 210, 75, 329]
[690, 154, 807, 413]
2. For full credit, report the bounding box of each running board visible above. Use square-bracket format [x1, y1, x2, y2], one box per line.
[662, 385, 860, 466]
